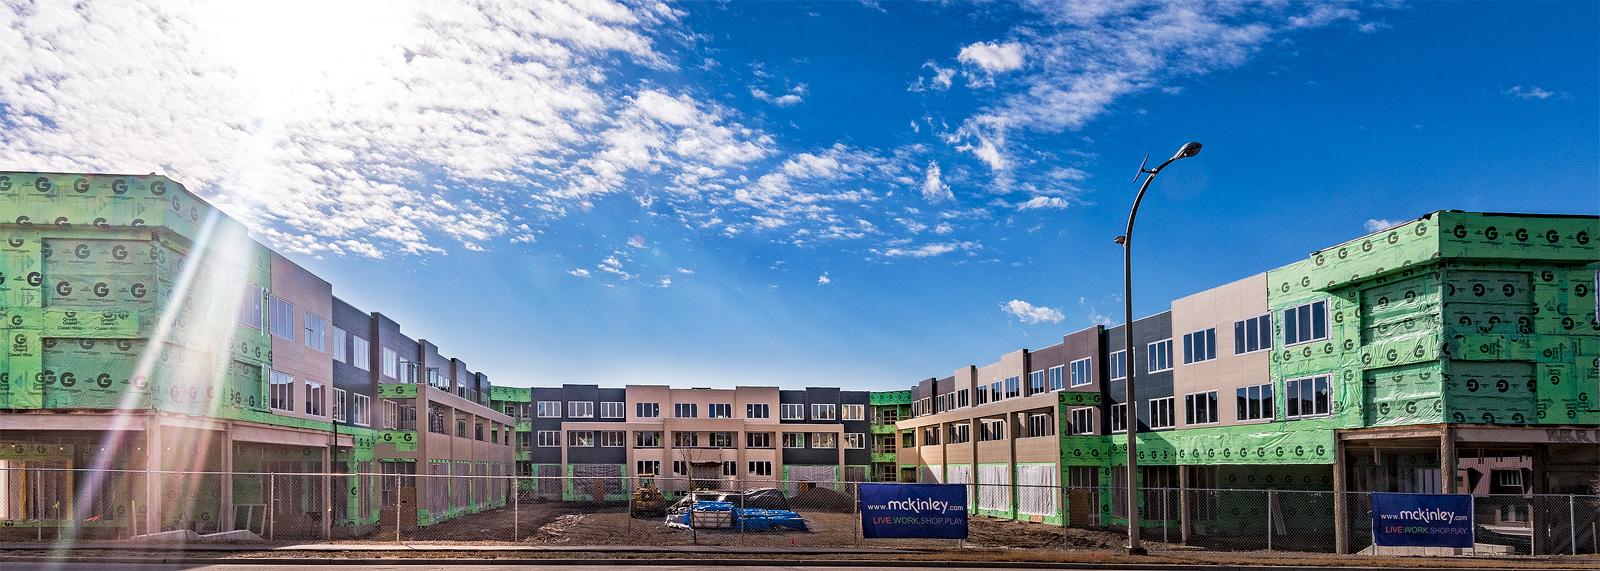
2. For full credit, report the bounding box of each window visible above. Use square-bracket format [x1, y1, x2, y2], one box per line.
[353, 394, 370, 426]
[1147, 340, 1173, 372]
[844, 433, 866, 449]
[722, 461, 737, 476]
[600, 401, 625, 419]
[475, 422, 484, 441]
[1108, 350, 1127, 381]
[746, 432, 773, 448]
[332, 327, 347, 362]
[350, 336, 370, 371]
[1183, 328, 1217, 364]
[1285, 375, 1331, 419]
[269, 370, 293, 412]
[780, 403, 804, 420]
[1234, 314, 1273, 354]
[536, 401, 561, 418]
[1027, 414, 1054, 438]
[537, 430, 560, 447]
[933, 395, 945, 414]
[811, 433, 837, 448]
[673, 431, 698, 447]
[1028, 371, 1046, 395]
[567, 431, 594, 447]
[673, 461, 688, 476]
[237, 285, 263, 329]
[381, 347, 398, 378]
[331, 388, 347, 422]
[709, 432, 734, 448]
[1149, 397, 1175, 429]
[708, 403, 732, 418]
[974, 386, 988, 406]
[636, 460, 660, 476]
[956, 389, 969, 408]
[1070, 408, 1094, 435]
[922, 426, 940, 446]
[989, 381, 1002, 403]
[842, 404, 865, 420]
[428, 405, 447, 434]
[268, 296, 295, 340]
[383, 400, 399, 429]
[636, 402, 659, 418]
[1236, 383, 1275, 421]
[396, 358, 412, 383]
[635, 431, 661, 447]
[947, 423, 970, 444]
[457, 418, 467, 438]
[1185, 391, 1220, 425]
[811, 404, 836, 420]
[1110, 403, 1127, 433]
[748, 461, 773, 477]
[568, 401, 594, 418]
[782, 432, 804, 448]
[1493, 469, 1523, 488]
[599, 431, 625, 447]
[1049, 364, 1065, 390]
[301, 312, 327, 351]
[1068, 359, 1090, 388]
[1004, 376, 1020, 399]
[1284, 300, 1329, 346]
[674, 403, 698, 418]
[746, 403, 769, 418]
[979, 419, 1005, 441]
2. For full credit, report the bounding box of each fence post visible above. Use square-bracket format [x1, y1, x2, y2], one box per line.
[1266, 489, 1273, 554]
[513, 474, 519, 543]
[393, 473, 401, 542]
[739, 479, 746, 546]
[1571, 495, 1578, 556]
[1469, 494, 1476, 557]
[268, 474, 275, 542]
[626, 476, 633, 545]
[1162, 487, 1168, 550]
[854, 481, 862, 549]
[36, 467, 43, 541]
[1061, 483, 1069, 551]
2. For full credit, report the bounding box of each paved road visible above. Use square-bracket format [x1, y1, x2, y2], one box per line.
[0, 566, 1059, 571]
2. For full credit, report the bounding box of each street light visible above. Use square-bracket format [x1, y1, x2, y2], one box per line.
[1114, 141, 1201, 555]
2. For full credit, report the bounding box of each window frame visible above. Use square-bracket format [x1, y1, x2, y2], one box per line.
[1234, 313, 1274, 355]
[1110, 403, 1127, 434]
[747, 461, 772, 477]
[634, 431, 662, 448]
[1070, 408, 1094, 435]
[745, 432, 773, 448]
[567, 401, 594, 418]
[810, 432, 837, 449]
[781, 432, 805, 448]
[1235, 382, 1275, 422]
[1004, 376, 1020, 399]
[1068, 358, 1091, 388]
[599, 430, 625, 447]
[303, 312, 327, 352]
[536, 430, 561, 447]
[352, 394, 370, 426]
[746, 403, 770, 419]
[536, 401, 562, 418]
[1283, 299, 1330, 347]
[811, 404, 836, 420]
[1026, 413, 1054, 438]
[844, 433, 866, 449]
[636, 460, 660, 476]
[330, 387, 346, 422]
[1182, 327, 1217, 365]
[780, 403, 804, 420]
[269, 370, 293, 412]
[1108, 350, 1128, 381]
[841, 404, 865, 420]
[350, 336, 370, 371]
[236, 285, 264, 329]
[1184, 390, 1220, 426]
[673, 402, 698, 418]
[600, 401, 625, 419]
[635, 402, 660, 418]
[1284, 375, 1332, 419]
[708, 403, 733, 418]
[1147, 339, 1173, 373]
[567, 430, 594, 447]
[1149, 396, 1175, 429]
[268, 295, 295, 340]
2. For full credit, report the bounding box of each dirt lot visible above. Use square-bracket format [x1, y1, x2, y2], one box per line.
[353, 499, 1126, 551]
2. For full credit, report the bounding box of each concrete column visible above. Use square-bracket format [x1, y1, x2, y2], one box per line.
[220, 424, 234, 531]
[1333, 437, 1348, 554]
[1179, 465, 1191, 544]
[1440, 424, 1456, 493]
[143, 415, 163, 534]
[320, 445, 332, 539]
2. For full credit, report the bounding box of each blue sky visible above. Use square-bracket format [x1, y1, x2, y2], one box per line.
[2, 1, 1595, 391]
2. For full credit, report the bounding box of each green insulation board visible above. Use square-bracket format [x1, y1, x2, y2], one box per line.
[1061, 418, 1335, 467]
[488, 385, 531, 402]
[870, 390, 913, 405]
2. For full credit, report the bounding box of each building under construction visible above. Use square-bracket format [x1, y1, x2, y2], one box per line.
[0, 171, 514, 538]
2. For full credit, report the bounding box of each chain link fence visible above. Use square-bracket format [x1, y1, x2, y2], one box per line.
[2, 467, 1597, 556]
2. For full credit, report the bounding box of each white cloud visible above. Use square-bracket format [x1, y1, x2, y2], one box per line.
[1002, 299, 1064, 324]
[958, 41, 1025, 74]
[879, 241, 980, 258]
[569, 268, 592, 277]
[944, 3, 1372, 173]
[751, 84, 806, 107]
[1016, 196, 1069, 210]
[676, 267, 694, 274]
[909, 62, 957, 92]
[921, 161, 953, 202]
[1364, 218, 1400, 232]
[1503, 85, 1566, 100]
[817, 272, 831, 285]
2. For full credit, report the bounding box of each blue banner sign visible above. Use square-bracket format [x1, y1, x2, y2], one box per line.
[1371, 493, 1473, 548]
[860, 483, 968, 539]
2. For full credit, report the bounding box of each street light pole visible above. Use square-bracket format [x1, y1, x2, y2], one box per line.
[1115, 141, 1201, 556]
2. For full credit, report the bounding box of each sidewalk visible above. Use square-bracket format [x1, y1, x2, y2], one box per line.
[2, 542, 1600, 570]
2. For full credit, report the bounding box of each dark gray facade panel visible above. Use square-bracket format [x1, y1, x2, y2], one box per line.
[1105, 311, 1173, 432]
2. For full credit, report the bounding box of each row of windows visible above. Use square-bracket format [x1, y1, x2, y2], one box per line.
[1061, 375, 1333, 437]
[537, 430, 867, 449]
[634, 460, 775, 477]
[531, 401, 864, 420]
[266, 370, 372, 425]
